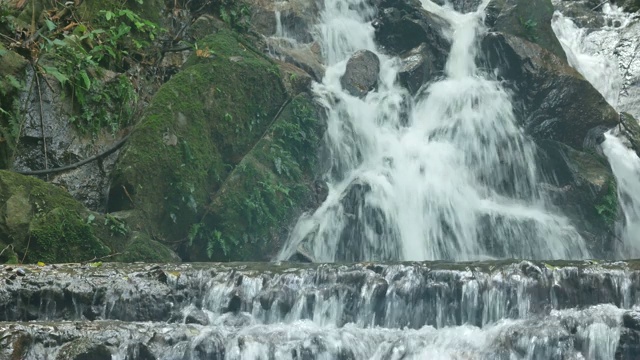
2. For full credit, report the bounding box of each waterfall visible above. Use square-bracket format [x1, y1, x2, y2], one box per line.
[280, 0, 589, 262]
[552, 4, 640, 258]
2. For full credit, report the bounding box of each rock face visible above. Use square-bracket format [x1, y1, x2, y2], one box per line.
[432, 0, 483, 13]
[538, 141, 617, 256]
[0, 170, 109, 264]
[0, 261, 640, 358]
[486, 0, 567, 61]
[481, 32, 618, 150]
[374, 0, 451, 69]
[340, 50, 381, 97]
[398, 43, 435, 94]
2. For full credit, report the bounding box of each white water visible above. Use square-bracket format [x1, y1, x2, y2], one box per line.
[552, 5, 640, 258]
[280, 0, 589, 262]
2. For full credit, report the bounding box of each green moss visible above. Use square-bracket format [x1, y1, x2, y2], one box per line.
[188, 94, 323, 261]
[489, 0, 566, 60]
[110, 30, 287, 244]
[595, 179, 618, 226]
[115, 232, 178, 263]
[0, 171, 112, 264]
[27, 208, 109, 264]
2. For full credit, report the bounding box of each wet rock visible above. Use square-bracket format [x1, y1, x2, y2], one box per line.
[56, 338, 111, 360]
[624, 311, 640, 330]
[373, 3, 451, 69]
[340, 50, 381, 98]
[481, 32, 618, 150]
[486, 0, 567, 61]
[124, 343, 156, 360]
[185, 308, 209, 325]
[537, 140, 616, 257]
[619, 112, 640, 158]
[226, 291, 243, 314]
[617, 327, 640, 359]
[552, 1, 606, 28]
[337, 180, 401, 261]
[616, 0, 640, 12]
[267, 39, 326, 81]
[247, 0, 319, 43]
[432, 0, 483, 13]
[12, 69, 126, 212]
[398, 43, 436, 94]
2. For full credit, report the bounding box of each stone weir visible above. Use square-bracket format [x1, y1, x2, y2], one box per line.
[1, 260, 640, 359]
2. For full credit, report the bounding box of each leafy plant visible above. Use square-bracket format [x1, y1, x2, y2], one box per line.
[16, 1, 161, 135]
[105, 214, 129, 237]
[188, 223, 238, 259]
[218, 0, 251, 31]
[519, 16, 538, 42]
[595, 180, 618, 225]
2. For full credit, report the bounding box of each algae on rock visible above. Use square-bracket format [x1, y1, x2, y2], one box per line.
[0, 170, 109, 263]
[189, 94, 324, 261]
[108, 30, 291, 252]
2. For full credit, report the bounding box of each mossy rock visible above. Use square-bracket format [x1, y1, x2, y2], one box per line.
[539, 141, 617, 256]
[620, 112, 640, 158]
[115, 231, 180, 263]
[486, 0, 567, 61]
[0, 171, 111, 264]
[186, 94, 324, 261]
[109, 30, 287, 244]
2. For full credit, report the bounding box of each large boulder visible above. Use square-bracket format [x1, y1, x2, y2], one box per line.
[432, 0, 483, 13]
[56, 338, 111, 360]
[618, 112, 640, 158]
[481, 32, 618, 150]
[185, 94, 324, 261]
[486, 0, 567, 61]
[340, 50, 381, 98]
[538, 141, 617, 257]
[109, 30, 289, 247]
[0, 170, 111, 264]
[373, 0, 451, 69]
[398, 43, 436, 94]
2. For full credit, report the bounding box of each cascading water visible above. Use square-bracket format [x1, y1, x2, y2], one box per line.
[280, 0, 589, 262]
[552, 4, 640, 258]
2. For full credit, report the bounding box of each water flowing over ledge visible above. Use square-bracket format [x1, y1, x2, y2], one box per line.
[2, 261, 640, 358]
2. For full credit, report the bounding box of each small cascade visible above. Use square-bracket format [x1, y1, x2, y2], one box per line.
[279, 0, 589, 263]
[552, 4, 640, 258]
[2, 261, 640, 359]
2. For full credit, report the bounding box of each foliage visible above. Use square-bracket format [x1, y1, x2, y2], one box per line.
[595, 180, 618, 225]
[104, 214, 129, 237]
[0, 1, 161, 135]
[217, 0, 251, 31]
[519, 16, 538, 42]
[37, 6, 158, 134]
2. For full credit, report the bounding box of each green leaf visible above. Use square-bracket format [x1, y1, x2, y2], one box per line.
[52, 39, 67, 46]
[90, 261, 103, 267]
[45, 19, 56, 31]
[79, 70, 91, 90]
[42, 66, 69, 85]
[105, 11, 114, 21]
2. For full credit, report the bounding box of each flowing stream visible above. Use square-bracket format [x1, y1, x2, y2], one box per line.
[279, 0, 589, 263]
[5, 1, 640, 359]
[552, 4, 640, 258]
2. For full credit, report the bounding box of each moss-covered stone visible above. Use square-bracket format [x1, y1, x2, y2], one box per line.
[109, 30, 287, 244]
[0, 171, 111, 264]
[486, 0, 567, 61]
[115, 232, 180, 263]
[620, 112, 640, 158]
[186, 94, 323, 261]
